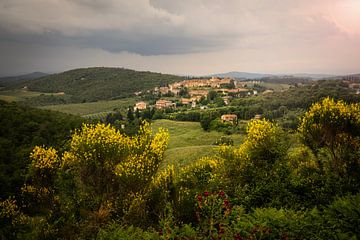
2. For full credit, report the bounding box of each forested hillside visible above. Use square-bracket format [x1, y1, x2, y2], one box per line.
[8, 67, 182, 104]
[0, 101, 84, 199]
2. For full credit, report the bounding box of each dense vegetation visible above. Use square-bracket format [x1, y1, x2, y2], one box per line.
[0, 101, 84, 199]
[1, 97, 360, 239]
[6, 67, 182, 104]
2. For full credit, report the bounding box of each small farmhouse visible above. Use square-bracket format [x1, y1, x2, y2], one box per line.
[180, 98, 192, 105]
[155, 99, 175, 109]
[221, 114, 238, 123]
[134, 101, 147, 111]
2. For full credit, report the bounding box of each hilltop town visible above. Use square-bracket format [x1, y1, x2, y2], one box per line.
[134, 76, 263, 113]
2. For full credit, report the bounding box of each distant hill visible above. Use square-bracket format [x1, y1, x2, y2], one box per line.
[334, 73, 360, 82]
[8, 67, 183, 103]
[209, 71, 335, 80]
[0, 72, 48, 87]
[209, 71, 272, 79]
[290, 73, 335, 79]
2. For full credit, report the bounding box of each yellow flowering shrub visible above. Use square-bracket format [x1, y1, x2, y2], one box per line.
[224, 119, 287, 167]
[299, 97, 360, 174]
[0, 199, 28, 225]
[246, 119, 278, 147]
[26, 146, 59, 210]
[30, 146, 58, 170]
[299, 97, 360, 144]
[59, 121, 169, 215]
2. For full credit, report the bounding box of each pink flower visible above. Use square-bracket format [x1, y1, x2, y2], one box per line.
[197, 194, 203, 202]
[204, 191, 209, 197]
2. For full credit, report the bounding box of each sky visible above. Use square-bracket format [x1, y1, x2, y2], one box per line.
[0, 0, 360, 76]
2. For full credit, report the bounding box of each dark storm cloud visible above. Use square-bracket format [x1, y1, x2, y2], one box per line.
[0, 27, 225, 55]
[0, 0, 359, 75]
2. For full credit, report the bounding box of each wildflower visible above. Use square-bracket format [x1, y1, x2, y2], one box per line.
[204, 191, 209, 197]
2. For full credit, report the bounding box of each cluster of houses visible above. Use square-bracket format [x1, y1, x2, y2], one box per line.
[147, 77, 264, 110]
[133, 77, 266, 122]
[343, 79, 360, 95]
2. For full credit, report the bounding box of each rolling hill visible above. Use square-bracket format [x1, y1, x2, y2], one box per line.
[8, 67, 182, 103]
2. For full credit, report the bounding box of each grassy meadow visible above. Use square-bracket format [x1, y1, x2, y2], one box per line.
[152, 119, 244, 169]
[0, 90, 58, 102]
[40, 98, 137, 116]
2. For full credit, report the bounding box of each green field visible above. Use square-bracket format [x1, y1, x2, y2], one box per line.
[0, 90, 58, 102]
[242, 82, 291, 92]
[152, 119, 244, 169]
[40, 98, 138, 116]
[258, 82, 291, 91]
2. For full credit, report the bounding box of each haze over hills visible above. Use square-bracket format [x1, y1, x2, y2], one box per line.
[0, 72, 48, 87]
[208, 71, 336, 79]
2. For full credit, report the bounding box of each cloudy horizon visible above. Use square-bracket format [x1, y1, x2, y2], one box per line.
[0, 0, 360, 76]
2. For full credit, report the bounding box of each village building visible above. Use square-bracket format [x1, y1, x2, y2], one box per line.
[169, 82, 182, 90]
[180, 98, 192, 105]
[349, 83, 360, 89]
[159, 86, 170, 95]
[155, 99, 175, 109]
[191, 96, 202, 102]
[170, 88, 181, 95]
[227, 88, 248, 93]
[216, 88, 229, 94]
[189, 89, 208, 97]
[221, 114, 238, 123]
[134, 101, 147, 111]
[169, 77, 234, 90]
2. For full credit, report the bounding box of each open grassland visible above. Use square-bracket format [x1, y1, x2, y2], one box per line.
[40, 98, 137, 116]
[258, 82, 291, 91]
[0, 90, 58, 102]
[152, 119, 244, 168]
[242, 82, 291, 91]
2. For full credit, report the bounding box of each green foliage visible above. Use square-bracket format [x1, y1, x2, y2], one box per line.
[97, 224, 160, 240]
[200, 111, 219, 131]
[195, 191, 231, 239]
[175, 157, 223, 222]
[210, 118, 238, 134]
[0, 101, 83, 199]
[208, 90, 218, 101]
[213, 136, 234, 146]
